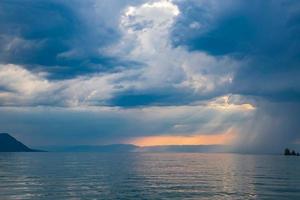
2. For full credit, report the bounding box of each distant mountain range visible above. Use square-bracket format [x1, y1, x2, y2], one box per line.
[1, 133, 232, 153]
[39, 144, 232, 153]
[0, 133, 43, 152]
[42, 144, 138, 152]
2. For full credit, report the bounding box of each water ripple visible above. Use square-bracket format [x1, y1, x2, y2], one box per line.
[0, 153, 300, 199]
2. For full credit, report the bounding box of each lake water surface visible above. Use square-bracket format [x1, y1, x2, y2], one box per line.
[0, 153, 300, 199]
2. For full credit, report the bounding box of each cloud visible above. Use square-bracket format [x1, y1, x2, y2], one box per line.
[1, 0, 299, 105]
[172, 0, 300, 102]
[105, 0, 239, 107]
[0, 64, 51, 106]
[0, 0, 240, 108]
[0, 0, 142, 79]
[0, 64, 127, 106]
[0, 0, 299, 152]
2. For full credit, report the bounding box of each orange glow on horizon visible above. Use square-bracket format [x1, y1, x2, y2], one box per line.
[128, 130, 237, 147]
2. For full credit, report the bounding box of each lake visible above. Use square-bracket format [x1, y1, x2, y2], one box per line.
[0, 153, 300, 199]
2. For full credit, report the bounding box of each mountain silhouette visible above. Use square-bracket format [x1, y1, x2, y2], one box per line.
[0, 133, 42, 152]
[42, 144, 138, 152]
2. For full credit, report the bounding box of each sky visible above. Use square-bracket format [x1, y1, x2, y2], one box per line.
[0, 0, 299, 153]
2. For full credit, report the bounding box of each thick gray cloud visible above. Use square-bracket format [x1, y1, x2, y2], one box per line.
[172, 0, 300, 102]
[0, 0, 143, 79]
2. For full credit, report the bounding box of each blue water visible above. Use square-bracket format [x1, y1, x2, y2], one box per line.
[0, 153, 300, 199]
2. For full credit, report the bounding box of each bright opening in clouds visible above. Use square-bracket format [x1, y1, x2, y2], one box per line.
[0, 0, 299, 153]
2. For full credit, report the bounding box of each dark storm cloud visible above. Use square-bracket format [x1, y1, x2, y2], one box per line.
[0, 0, 142, 79]
[108, 87, 226, 107]
[172, 0, 300, 102]
[172, 0, 257, 56]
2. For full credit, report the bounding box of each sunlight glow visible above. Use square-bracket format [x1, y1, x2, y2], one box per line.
[129, 129, 237, 147]
[208, 96, 255, 111]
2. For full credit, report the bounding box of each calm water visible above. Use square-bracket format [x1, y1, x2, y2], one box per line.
[0, 153, 300, 200]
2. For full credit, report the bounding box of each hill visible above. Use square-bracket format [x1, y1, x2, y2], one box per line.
[0, 133, 42, 152]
